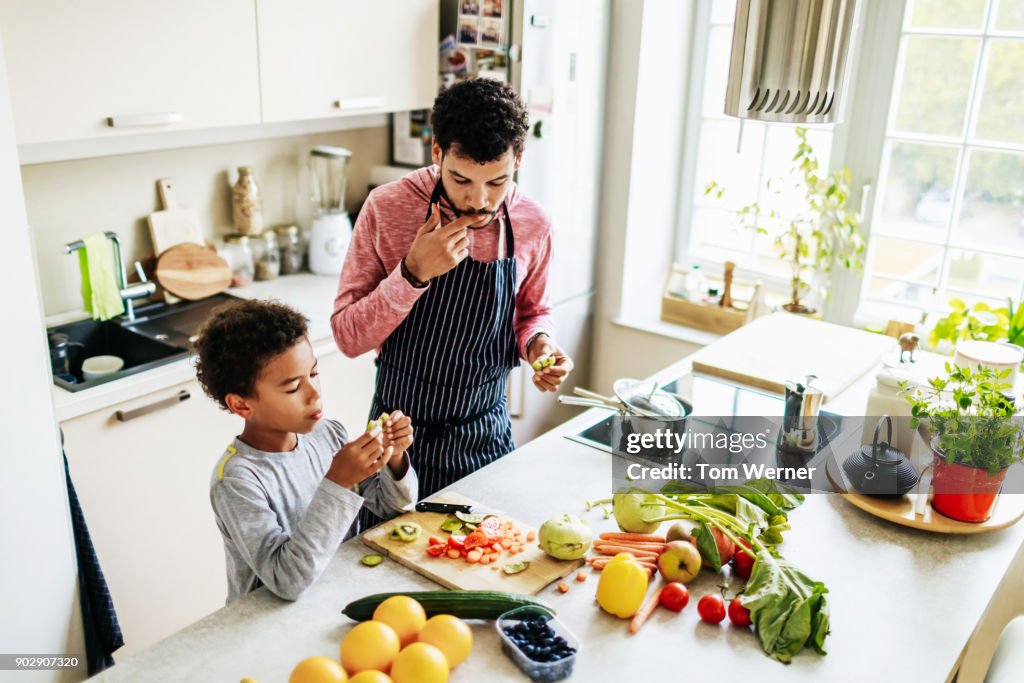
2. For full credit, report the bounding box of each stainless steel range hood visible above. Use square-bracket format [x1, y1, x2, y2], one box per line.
[724, 0, 857, 124]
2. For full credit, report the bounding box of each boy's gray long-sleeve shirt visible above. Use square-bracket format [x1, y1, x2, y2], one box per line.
[210, 419, 417, 603]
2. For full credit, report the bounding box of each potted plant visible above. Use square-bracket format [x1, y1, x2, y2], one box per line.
[928, 297, 1024, 355]
[705, 127, 866, 315]
[903, 363, 1024, 522]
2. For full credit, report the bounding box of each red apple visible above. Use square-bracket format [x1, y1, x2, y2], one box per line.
[657, 540, 702, 583]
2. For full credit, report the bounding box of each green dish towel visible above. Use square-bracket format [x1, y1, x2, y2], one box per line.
[78, 233, 124, 321]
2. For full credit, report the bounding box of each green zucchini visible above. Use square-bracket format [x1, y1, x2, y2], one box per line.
[342, 590, 553, 621]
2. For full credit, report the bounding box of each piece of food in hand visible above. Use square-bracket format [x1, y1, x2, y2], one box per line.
[657, 540, 702, 583]
[538, 513, 592, 560]
[366, 418, 380, 432]
[379, 411, 390, 425]
[531, 355, 556, 371]
[391, 522, 422, 543]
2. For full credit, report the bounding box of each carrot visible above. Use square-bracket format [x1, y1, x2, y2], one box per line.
[591, 544, 660, 560]
[557, 582, 569, 593]
[526, 530, 537, 542]
[575, 571, 588, 582]
[600, 532, 666, 543]
[510, 543, 521, 554]
[593, 540, 666, 552]
[587, 557, 657, 570]
[480, 555, 492, 565]
[629, 587, 665, 634]
[501, 539, 513, 550]
[447, 548, 461, 559]
[466, 548, 483, 563]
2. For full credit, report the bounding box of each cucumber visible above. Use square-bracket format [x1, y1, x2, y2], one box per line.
[342, 590, 552, 621]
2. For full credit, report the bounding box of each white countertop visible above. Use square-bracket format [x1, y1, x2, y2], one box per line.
[89, 350, 1024, 682]
[50, 273, 342, 422]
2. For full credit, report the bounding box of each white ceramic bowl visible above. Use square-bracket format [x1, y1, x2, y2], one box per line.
[82, 354, 125, 381]
[953, 340, 1022, 388]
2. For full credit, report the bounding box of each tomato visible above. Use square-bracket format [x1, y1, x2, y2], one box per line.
[659, 582, 690, 612]
[427, 535, 445, 546]
[697, 594, 726, 624]
[464, 530, 489, 550]
[728, 598, 752, 627]
[426, 544, 445, 557]
[447, 535, 466, 551]
[732, 539, 755, 580]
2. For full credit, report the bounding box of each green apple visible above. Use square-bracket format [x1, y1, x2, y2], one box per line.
[657, 540, 702, 583]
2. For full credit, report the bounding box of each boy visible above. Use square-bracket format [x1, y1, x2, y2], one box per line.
[194, 300, 417, 603]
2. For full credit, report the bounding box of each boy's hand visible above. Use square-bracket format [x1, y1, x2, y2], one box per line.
[383, 410, 413, 479]
[325, 426, 394, 490]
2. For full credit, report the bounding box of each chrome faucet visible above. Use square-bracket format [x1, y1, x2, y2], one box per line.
[64, 231, 156, 321]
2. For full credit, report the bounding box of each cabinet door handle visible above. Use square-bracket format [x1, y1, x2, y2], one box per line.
[115, 390, 190, 422]
[106, 111, 183, 128]
[332, 96, 385, 112]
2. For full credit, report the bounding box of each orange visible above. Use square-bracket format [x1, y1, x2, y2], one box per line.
[417, 615, 472, 668]
[389, 642, 448, 683]
[289, 656, 347, 683]
[372, 596, 427, 647]
[340, 621, 400, 675]
[348, 672, 392, 683]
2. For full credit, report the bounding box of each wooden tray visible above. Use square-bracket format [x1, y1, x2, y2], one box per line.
[825, 455, 1024, 534]
[362, 493, 582, 594]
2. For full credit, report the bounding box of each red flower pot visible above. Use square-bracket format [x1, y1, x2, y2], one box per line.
[930, 453, 1008, 523]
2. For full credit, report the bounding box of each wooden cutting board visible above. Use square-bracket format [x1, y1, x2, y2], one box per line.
[155, 243, 232, 301]
[362, 493, 582, 594]
[690, 312, 897, 401]
[147, 178, 204, 256]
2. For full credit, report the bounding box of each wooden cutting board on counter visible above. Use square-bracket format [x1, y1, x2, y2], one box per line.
[362, 493, 582, 594]
[155, 243, 232, 301]
[690, 312, 897, 401]
[147, 178, 205, 256]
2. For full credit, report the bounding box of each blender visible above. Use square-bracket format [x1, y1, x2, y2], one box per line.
[308, 145, 353, 275]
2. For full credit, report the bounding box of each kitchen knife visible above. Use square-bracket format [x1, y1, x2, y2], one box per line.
[415, 501, 504, 516]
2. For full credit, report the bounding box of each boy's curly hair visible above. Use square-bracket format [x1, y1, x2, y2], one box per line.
[194, 299, 308, 409]
[431, 78, 529, 162]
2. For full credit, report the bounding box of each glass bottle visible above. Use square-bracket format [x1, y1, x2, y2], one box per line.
[273, 224, 304, 275]
[232, 166, 263, 235]
[219, 233, 254, 288]
[253, 230, 280, 281]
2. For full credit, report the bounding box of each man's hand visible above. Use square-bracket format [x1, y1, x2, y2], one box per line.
[404, 204, 478, 282]
[325, 426, 394, 489]
[527, 334, 573, 393]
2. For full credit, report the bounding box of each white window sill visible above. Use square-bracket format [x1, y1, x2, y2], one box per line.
[611, 313, 724, 347]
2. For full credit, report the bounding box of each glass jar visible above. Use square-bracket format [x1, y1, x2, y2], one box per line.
[219, 233, 254, 288]
[272, 224, 304, 275]
[231, 166, 263, 235]
[252, 231, 280, 281]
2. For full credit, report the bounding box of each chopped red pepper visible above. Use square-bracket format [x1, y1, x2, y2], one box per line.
[447, 535, 466, 552]
[426, 544, 445, 557]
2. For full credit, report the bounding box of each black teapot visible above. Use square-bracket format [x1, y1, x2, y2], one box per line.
[842, 415, 918, 497]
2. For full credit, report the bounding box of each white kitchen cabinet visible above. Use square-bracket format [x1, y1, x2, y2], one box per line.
[60, 377, 238, 659]
[314, 345, 379, 430]
[0, 0, 260, 145]
[256, 0, 438, 123]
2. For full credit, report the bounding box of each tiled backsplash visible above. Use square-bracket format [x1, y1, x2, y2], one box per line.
[22, 125, 389, 316]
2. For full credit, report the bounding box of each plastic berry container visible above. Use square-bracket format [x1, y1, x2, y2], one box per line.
[496, 605, 581, 681]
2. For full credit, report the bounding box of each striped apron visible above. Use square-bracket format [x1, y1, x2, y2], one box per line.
[369, 179, 519, 502]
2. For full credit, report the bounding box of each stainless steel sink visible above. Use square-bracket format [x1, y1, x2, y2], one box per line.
[49, 293, 240, 392]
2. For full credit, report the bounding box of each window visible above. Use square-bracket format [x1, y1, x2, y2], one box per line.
[678, 0, 835, 296]
[675, 0, 1024, 323]
[858, 0, 1024, 322]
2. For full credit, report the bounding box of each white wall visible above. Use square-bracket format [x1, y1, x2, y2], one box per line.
[22, 127, 389, 317]
[591, 0, 702, 391]
[0, 32, 86, 683]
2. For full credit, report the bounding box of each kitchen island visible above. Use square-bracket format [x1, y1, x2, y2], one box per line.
[90, 350, 1024, 682]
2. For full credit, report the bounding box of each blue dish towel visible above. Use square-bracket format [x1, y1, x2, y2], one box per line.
[63, 449, 123, 674]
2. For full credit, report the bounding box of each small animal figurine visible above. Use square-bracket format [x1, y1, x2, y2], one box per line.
[720, 261, 735, 309]
[898, 332, 920, 363]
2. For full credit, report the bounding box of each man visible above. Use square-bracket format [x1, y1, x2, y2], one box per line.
[331, 78, 573, 497]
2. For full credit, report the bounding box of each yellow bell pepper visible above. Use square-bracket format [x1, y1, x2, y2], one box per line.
[596, 552, 649, 618]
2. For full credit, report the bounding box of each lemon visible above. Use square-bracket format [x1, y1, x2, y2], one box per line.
[390, 642, 448, 683]
[349, 672, 392, 683]
[340, 621, 400, 675]
[289, 656, 347, 683]
[417, 615, 472, 668]
[372, 596, 427, 647]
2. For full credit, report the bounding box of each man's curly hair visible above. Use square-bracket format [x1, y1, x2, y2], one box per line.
[431, 78, 529, 162]
[194, 299, 308, 409]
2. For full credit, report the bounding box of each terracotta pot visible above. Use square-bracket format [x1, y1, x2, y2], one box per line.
[930, 449, 1008, 523]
